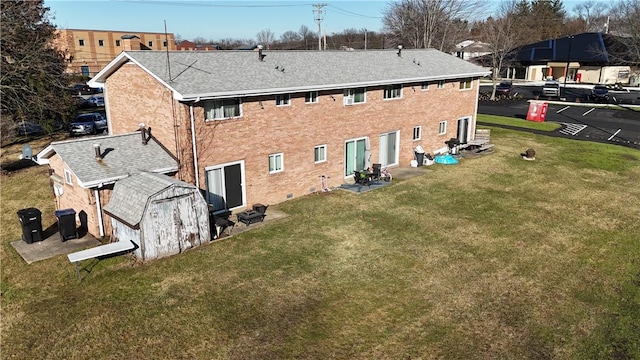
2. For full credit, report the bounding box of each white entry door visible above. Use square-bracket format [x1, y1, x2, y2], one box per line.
[379, 131, 399, 167]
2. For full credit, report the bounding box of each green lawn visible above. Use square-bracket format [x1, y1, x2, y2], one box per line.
[2, 128, 639, 359]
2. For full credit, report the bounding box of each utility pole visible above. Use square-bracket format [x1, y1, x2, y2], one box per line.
[313, 4, 326, 51]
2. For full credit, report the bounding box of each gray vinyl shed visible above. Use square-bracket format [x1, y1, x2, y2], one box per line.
[103, 172, 210, 261]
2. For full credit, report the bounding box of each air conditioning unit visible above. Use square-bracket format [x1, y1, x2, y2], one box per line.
[344, 97, 354, 106]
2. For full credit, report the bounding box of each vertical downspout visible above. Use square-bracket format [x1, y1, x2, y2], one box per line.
[189, 104, 199, 188]
[95, 188, 105, 237]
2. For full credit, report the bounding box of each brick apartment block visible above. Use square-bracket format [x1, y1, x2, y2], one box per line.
[37, 47, 489, 240]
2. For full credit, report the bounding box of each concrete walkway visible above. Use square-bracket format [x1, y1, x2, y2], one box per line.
[11, 223, 101, 264]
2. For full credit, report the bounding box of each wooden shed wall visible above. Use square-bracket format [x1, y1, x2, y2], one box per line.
[138, 186, 210, 261]
[110, 221, 143, 259]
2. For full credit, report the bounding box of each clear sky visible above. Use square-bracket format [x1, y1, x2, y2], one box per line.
[43, 0, 610, 42]
[44, 0, 389, 41]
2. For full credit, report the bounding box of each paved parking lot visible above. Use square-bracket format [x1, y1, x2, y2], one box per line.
[478, 96, 640, 148]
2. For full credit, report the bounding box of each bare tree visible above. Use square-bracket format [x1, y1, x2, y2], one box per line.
[382, 0, 486, 51]
[256, 29, 276, 48]
[573, 0, 609, 32]
[608, 0, 640, 65]
[280, 30, 302, 49]
[477, 1, 523, 100]
[299, 25, 314, 50]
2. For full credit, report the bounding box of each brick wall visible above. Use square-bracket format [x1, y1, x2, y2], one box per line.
[105, 65, 479, 210]
[48, 155, 113, 238]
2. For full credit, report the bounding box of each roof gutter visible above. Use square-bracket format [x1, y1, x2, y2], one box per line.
[78, 165, 179, 188]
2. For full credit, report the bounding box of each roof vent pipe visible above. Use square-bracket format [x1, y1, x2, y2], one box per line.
[397, 44, 403, 57]
[258, 44, 266, 61]
[139, 123, 148, 145]
[94, 143, 102, 161]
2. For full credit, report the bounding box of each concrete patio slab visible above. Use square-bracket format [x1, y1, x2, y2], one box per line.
[11, 223, 101, 264]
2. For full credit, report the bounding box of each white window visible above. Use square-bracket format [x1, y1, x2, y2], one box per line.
[439, 121, 447, 135]
[98, 39, 104, 46]
[413, 126, 421, 140]
[163, 40, 168, 47]
[148, 41, 153, 47]
[276, 94, 291, 106]
[314, 145, 327, 163]
[437, 80, 445, 89]
[343, 88, 366, 105]
[115, 40, 121, 46]
[459, 78, 472, 90]
[205, 99, 241, 120]
[269, 153, 283, 174]
[421, 82, 429, 90]
[305, 91, 318, 104]
[64, 169, 73, 185]
[384, 84, 402, 99]
[78, 39, 85, 46]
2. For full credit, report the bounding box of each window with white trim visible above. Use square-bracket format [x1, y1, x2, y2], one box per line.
[78, 39, 85, 46]
[314, 145, 327, 163]
[459, 78, 472, 90]
[437, 80, 445, 89]
[439, 121, 447, 135]
[269, 153, 283, 173]
[276, 94, 291, 106]
[148, 41, 153, 47]
[98, 39, 104, 46]
[343, 88, 366, 105]
[384, 84, 402, 99]
[413, 126, 421, 140]
[64, 169, 73, 185]
[421, 82, 429, 90]
[305, 91, 318, 104]
[115, 40, 121, 46]
[205, 99, 241, 120]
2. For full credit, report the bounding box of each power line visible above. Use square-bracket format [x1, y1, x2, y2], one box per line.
[116, 0, 313, 8]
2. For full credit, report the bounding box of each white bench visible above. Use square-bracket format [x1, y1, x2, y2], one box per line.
[67, 240, 136, 280]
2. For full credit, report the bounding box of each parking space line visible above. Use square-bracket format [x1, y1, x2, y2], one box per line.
[583, 108, 595, 116]
[608, 129, 622, 141]
[556, 106, 570, 113]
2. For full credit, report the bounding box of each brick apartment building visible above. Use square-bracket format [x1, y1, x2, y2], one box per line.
[53, 29, 177, 77]
[37, 48, 489, 239]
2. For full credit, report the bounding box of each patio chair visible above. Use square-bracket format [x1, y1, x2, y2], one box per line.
[353, 170, 371, 189]
[371, 163, 382, 183]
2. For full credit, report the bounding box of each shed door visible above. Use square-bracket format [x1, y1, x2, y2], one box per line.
[146, 193, 202, 260]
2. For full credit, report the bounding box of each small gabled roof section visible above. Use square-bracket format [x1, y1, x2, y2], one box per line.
[103, 172, 196, 228]
[88, 48, 490, 102]
[34, 132, 178, 188]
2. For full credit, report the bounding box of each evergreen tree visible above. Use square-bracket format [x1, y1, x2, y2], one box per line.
[1, 0, 73, 141]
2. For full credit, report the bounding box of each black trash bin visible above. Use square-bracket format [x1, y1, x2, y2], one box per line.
[17, 208, 43, 244]
[55, 208, 77, 242]
[414, 145, 425, 167]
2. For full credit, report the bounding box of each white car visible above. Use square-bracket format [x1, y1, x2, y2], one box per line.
[88, 96, 105, 107]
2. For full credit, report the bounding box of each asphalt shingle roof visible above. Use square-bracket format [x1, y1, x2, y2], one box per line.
[96, 48, 489, 100]
[103, 172, 194, 227]
[47, 133, 178, 187]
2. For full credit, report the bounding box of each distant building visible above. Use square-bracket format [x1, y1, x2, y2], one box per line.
[453, 40, 491, 60]
[508, 32, 632, 84]
[53, 29, 177, 77]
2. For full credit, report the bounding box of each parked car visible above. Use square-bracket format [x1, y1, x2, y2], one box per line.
[73, 95, 91, 109]
[590, 85, 610, 102]
[495, 82, 513, 96]
[542, 80, 560, 98]
[70, 113, 107, 135]
[70, 84, 102, 95]
[88, 96, 105, 107]
[15, 121, 44, 136]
